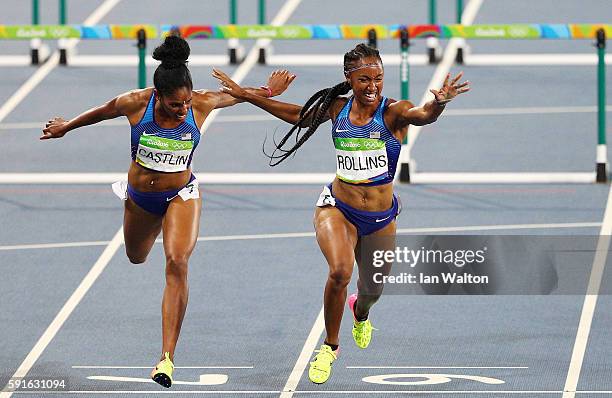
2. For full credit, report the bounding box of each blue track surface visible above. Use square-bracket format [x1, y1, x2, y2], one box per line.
[1, 0, 612, 396]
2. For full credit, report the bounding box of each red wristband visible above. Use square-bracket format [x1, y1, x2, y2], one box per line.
[260, 85, 273, 98]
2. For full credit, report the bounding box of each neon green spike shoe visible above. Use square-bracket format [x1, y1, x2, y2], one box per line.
[348, 293, 376, 349]
[308, 344, 338, 384]
[151, 352, 174, 388]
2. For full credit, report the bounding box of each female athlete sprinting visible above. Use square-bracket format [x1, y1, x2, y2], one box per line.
[42, 35, 295, 388]
[213, 43, 469, 384]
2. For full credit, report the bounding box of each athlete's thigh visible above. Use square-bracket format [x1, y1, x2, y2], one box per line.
[123, 197, 163, 260]
[314, 206, 358, 268]
[162, 197, 202, 259]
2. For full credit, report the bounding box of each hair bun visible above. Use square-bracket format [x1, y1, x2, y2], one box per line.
[152, 35, 190, 68]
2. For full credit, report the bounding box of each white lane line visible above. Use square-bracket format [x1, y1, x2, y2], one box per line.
[0, 114, 278, 130]
[410, 172, 596, 184]
[269, 53, 612, 67]
[465, 54, 612, 66]
[0, 241, 110, 251]
[0, 220, 597, 251]
[279, 308, 325, 398]
[0, 173, 126, 183]
[80, 0, 122, 26]
[0, 2, 124, 397]
[0, 228, 124, 398]
[0, 172, 335, 184]
[3, 53, 608, 68]
[402, 0, 483, 166]
[0, 222, 601, 252]
[347, 366, 529, 369]
[68, 54, 229, 67]
[397, 222, 600, 234]
[443, 105, 612, 116]
[0, 53, 60, 124]
[562, 186, 612, 397]
[4, 106, 609, 130]
[73, 366, 252, 369]
[53, 390, 280, 394]
[271, 53, 612, 67]
[0, 56, 31, 67]
[87, 374, 228, 385]
[0, 0, 121, 125]
[195, 0, 302, 136]
[9, 389, 612, 394]
[0, 172, 598, 184]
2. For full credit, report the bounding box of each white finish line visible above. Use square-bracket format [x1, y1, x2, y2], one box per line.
[87, 374, 228, 386]
[7, 389, 612, 394]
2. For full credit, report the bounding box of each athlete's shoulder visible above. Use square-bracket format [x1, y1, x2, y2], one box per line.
[192, 89, 216, 103]
[329, 96, 350, 120]
[334, 95, 351, 106]
[191, 89, 218, 111]
[115, 88, 153, 114]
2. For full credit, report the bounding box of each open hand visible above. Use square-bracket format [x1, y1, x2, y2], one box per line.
[430, 72, 470, 105]
[212, 68, 247, 99]
[41, 117, 69, 140]
[265, 69, 296, 96]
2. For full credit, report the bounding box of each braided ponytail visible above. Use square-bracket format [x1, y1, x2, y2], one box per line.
[265, 42, 382, 166]
[266, 81, 350, 165]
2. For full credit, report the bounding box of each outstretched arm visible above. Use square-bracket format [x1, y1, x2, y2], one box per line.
[390, 72, 470, 129]
[212, 68, 306, 124]
[205, 69, 296, 109]
[40, 90, 141, 140]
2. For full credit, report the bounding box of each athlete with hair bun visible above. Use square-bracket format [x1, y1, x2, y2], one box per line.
[41, 35, 295, 388]
[213, 43, 469, 384]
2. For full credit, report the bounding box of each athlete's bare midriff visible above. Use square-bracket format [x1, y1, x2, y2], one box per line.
[128, 161, 192, 192]
[331, 178, 394, 211]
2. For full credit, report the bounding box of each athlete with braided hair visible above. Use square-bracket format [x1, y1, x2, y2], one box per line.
[213, 43, 469, 384]
[42, 35, 295, 388]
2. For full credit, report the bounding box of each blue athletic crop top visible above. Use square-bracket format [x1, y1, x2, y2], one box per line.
[331, 96, 401, 186]
[130, 91, 201, 173]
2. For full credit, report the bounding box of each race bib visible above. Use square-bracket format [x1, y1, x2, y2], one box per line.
[334, 137, 389, 184]
[136, 135, 193, 172]
[178, 179, 200, 201]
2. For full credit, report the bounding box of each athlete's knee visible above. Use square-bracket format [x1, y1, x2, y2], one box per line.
[327, 264, 353, 289]
[126, 249, 147, 264]
[165, 253, 189, 281]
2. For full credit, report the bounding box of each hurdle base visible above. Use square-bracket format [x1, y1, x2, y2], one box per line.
[31, 49, 40, 65]
[399, 162, 411, 183]
[30, 39, 50, 65]
[428, 47, 438, 64]
[59, 48, 68, 65]
[456, 47, 465, 64]
[596, 163, 608, 183]
[229, 48, 239, 64]
[228, 38, 244, 64]
[258, 47, 267, 64]
[426, 37, 440, 64]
